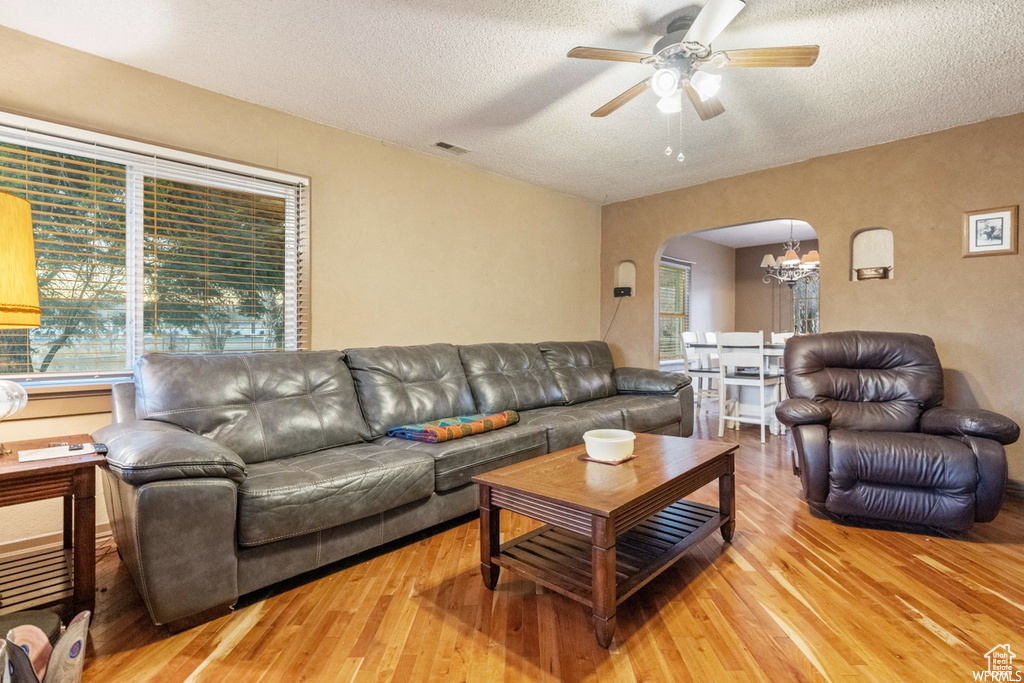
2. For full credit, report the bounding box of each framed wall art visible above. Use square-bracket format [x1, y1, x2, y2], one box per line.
[963, 205, 1018, 258]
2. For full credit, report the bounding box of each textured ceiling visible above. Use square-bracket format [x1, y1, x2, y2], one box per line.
[1, 0, 1022, 203]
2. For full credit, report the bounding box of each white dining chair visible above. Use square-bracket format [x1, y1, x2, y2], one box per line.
[681, 331, 717, 413]
[716, 331, 784, 443]
[768, 331, 793, 378]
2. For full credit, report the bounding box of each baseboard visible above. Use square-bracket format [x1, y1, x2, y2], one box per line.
[0, 524, 112, 561]
[1006, 479, 1024, 499]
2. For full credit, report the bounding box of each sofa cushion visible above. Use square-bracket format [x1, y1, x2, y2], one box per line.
[374, 423, 549, 492]
[237, 443, 434, 547]
[538, 341, 617, 405]
[518, 404, 625, 452]
[134, 351, 370, 464]
[459, 343, 565, 413]
[826, 430, 978, 529]
[585, 394, 683, 433]
[346, 344, 476, 437]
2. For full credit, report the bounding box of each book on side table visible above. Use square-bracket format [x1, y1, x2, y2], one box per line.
[18, 443, 97, 463]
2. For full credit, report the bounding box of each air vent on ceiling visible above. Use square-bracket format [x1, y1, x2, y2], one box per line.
[433, 141, 470, 155]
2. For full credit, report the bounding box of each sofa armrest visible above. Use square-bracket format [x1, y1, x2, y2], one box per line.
[919, 407, 1020, 445]
[613, 367, 692, 395]
[776, 398, 832, 428]
[94, 421, 247, 486]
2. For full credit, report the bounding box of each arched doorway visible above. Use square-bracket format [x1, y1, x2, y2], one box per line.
[655, 218, 819, 369]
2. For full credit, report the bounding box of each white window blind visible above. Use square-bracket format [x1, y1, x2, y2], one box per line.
[659, 261, 691, 360]
[0, 114, 310, 385]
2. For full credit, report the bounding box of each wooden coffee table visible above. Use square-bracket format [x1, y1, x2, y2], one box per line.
[473, 433, 737, 648]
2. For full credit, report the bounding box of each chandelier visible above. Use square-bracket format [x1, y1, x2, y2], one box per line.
[761, 221, 819, 287]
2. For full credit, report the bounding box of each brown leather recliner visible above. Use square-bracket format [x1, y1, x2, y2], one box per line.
[775, 331, 1019, 531]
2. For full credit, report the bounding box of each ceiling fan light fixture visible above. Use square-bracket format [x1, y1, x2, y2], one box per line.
[657, 92, 683, 114]
[689, 70, 722, 101]
[651, 67, 681, 98]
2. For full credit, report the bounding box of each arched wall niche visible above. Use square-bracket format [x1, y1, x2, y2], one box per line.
[615, 260, 636, 296]
[851, 227, 894, 280]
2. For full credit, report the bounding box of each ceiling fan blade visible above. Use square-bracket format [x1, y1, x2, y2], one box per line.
[567, 46, 651, 63]
[592, 78, 651, 117]
[682, 0, 746, 47]
[684, 83, 725, 121]
[716, 45, 820, 68]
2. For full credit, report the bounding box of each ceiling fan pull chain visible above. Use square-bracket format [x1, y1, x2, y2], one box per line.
[677, 113, 685, 162]
[665, 112, 672, 155]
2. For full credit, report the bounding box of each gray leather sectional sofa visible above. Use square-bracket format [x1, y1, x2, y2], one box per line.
[94, 341, 693, 627]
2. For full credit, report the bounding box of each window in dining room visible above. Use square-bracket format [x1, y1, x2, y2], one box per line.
[793, 278, 819, 334]
[659, 260, 691, 359]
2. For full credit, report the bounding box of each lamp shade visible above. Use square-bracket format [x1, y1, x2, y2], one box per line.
[0, 191, 40, 329]
[689, 70, 722, 102]
[760, 254, 776, 268]
[651, 67, 681, 98]
[781, 249, 800, 266]
[657, 93, 683, 114]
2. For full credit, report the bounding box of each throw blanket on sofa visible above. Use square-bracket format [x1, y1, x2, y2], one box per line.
[387, 410, 520, 443]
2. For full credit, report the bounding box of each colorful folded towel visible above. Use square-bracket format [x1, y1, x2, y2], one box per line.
[386, 410, 520, 443]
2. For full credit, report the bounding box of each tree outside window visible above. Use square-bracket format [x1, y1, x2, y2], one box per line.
[0, 138, 300, 380]
[793, 278, 819, 334]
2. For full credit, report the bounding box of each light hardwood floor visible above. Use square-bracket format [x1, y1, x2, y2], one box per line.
[82, 411, 1024, 682]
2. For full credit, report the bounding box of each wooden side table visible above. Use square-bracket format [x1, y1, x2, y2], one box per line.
[0, 434, 103, 618]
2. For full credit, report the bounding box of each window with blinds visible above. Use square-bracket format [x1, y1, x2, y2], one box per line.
[0, 143, 127, 375]
[143, 178, 287, 354]
[0, 114, 309, 384]
[659, 262, 691, 360]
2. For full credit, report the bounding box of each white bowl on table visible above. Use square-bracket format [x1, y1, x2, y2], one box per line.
[582, 429, 636, 462]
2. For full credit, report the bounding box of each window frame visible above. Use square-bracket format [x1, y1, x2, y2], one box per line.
[792, 277, 819, 335]
[0, 111, 311, 389]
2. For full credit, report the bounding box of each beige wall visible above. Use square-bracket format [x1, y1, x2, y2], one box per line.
[734, 239, 818, 335]
[660, 234, 735, 337]
[603, 114, 1024, 481]
[0, 28, 601, 545]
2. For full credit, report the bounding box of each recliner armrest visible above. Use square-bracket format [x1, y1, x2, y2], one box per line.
[613, 367, 691, 395]
[94, 421, 247, 486]
[919, 407, 1020, 445]
[776, 398, 832, 427]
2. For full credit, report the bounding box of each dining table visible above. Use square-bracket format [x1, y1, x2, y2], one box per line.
[685, 341, 787, 435]
[687, 342, 786, 356]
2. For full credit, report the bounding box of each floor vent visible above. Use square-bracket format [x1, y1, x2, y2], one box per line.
[433, 141, 470, 155]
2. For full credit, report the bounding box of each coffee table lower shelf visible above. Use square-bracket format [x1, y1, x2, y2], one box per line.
[496, 499, 722, 608]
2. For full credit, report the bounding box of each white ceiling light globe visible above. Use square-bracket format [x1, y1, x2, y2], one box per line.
[689, 70, 722, 102]
[657, 93, 683, 113]
[650, 68, 681, 98]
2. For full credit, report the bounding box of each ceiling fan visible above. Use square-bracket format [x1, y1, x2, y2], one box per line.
[568, 0, 819, 120]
